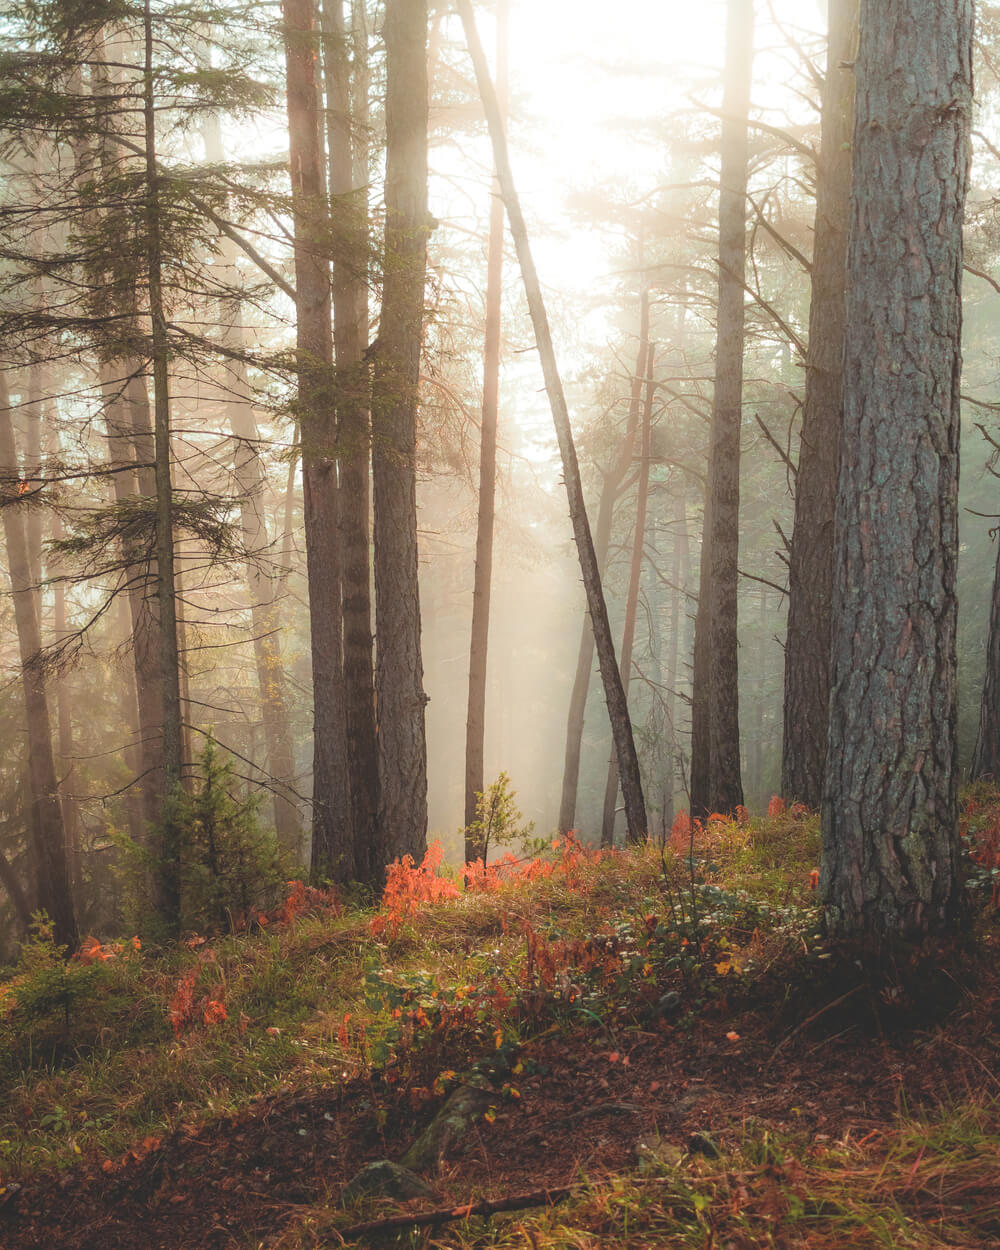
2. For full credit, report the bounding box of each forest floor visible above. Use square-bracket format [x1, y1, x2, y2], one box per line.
[1, 802, 999, 1248]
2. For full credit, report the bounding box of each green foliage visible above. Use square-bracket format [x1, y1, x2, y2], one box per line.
[461, 771, 535, 863]
[5, 914, 104, 1035]
[176, 737, 285, 934]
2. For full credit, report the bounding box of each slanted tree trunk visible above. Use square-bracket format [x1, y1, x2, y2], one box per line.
[821, 0, 971, 940]
[972, 535, 1000, 781]
[0, 373, 77, 950]
[283, 0, 354, 881]
[690, 0, 752, 819]
[781, 0, 858, 808]
[557, 294, 648, 836]
[371, 0, 432, 868]
[460, 0, 647, 844]
[142, 0, 184, 934]
[464, 0, 508, 861]
[601, 341, 655, 846]
[322, 0, 379, 879]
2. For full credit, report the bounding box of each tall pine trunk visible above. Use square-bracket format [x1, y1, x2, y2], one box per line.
[821, 0, 971, 940]
[283, 0, 354, 881]
[322, 0, 379, 879]
[460, 0, 647, 844]
[690, 0, 752, 818]
[371, 0, 432, 868]
[781, 0, 858, 808]
[143, 0, 184, 934]
[464, 0, 508, 858]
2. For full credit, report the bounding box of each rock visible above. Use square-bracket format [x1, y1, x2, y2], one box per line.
[340, 1160, 435, 1205]
[635, 1132, 684, 1174]
[401, 1081, 493, 1174]
[657, 991, 682, 1015]
[687, 1130, 720, 1159]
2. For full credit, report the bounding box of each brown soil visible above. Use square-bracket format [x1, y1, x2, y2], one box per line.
[2, 953, 999, 1249]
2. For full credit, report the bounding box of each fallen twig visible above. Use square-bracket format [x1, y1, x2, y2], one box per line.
[333, 1185, 577, 1239]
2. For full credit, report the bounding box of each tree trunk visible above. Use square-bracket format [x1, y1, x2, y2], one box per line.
[464, 0, 508, 860]
[50, 508, 81, 893]
[143, 0, 184, 935]
[972, 535, 1000, 781]
[821, 0, 971, 940]
[322, 0, 379, 879]
[690, 0, 752, 819]
[460, 0, 647, 844]
[781, 0, 858, 808]
[557, 294, 648, 836]
[0, 373, 77, 950]
[371, 0, 432, 869]
[601, 341, 655, 846]
[283, 0, 354, 881]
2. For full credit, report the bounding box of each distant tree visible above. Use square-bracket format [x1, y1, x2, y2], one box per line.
[781, 0, 858, 809]
[464, 0, 508, 863]
[822, 0, 972, 939]
[690, 0, 753, 819]
[0, 374, 77, 950]
[460, 0, 648, 844]
[971, 533, 1000, 782]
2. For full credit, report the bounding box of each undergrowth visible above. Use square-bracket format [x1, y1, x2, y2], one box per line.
[1, 790, 999, 1247]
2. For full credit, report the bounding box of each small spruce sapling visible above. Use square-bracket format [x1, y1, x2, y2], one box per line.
[462, 772, 534, 865]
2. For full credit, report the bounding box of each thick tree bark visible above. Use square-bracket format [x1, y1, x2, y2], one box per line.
[283, 0, 354, 881]
[0, 374, 77, 950]
[460, 0, 647, 844]
[371, 0, 432, 869]
[464, 0, 508, 859]
[601, 342, 655, 847]
[322, 0, 379, 879]
[557, 296, 648, 836]
[690, 0, 752, 819]
[821, 0, 971, 940]
[781, 0, 858, 808]
[143, 0, 184, 934]
[972, 536, 1000, 781]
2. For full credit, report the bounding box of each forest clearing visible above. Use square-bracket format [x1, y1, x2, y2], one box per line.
[2, 0, 1000, 1244]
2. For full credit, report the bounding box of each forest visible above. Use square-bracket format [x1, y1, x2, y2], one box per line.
[0, 0, 1000, 1246]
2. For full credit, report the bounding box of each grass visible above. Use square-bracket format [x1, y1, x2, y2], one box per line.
[1, 796, 999, 1248]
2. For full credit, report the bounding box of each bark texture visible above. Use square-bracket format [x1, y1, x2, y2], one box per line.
[821, 0, 971, 940]
[690, 0, 752, 819]
[461, 0, 647, 844]
[323, 0, 379, 879]
[781, 0, 858, 808]
[372, 0, 431, 867]
[972, 536, 1000, 781]
[283, 0, 354, 881]
[464, 0, 507, 857]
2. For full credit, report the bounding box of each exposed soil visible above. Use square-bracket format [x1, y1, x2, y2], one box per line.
[2, 953, 999, 1248]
